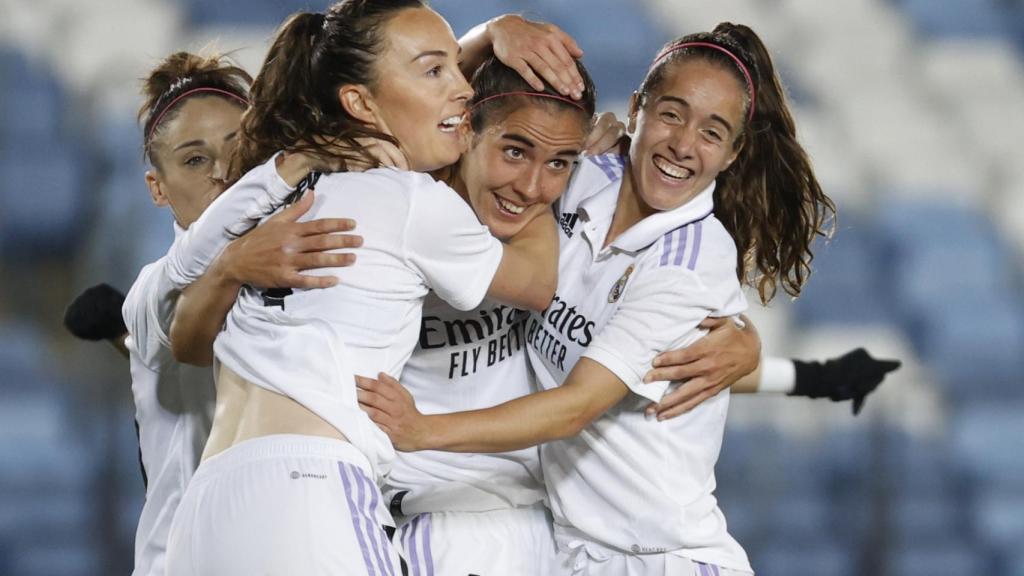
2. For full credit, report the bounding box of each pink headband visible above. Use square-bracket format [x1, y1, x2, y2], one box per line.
[470, 91, 586, 114]
[146, 87, 249, 145]
[652, 41, 756, 123]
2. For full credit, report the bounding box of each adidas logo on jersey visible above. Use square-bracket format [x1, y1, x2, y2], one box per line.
[559, 212, 579, 237]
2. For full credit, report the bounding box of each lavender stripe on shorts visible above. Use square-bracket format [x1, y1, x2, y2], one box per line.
[421, 514, 434, 576]
[338, 462, 376, 575]
[404, 515, 422, 576]
[354, 466, 395, 576]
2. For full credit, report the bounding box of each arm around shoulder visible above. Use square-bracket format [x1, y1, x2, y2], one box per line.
[486, 210, 558, 312]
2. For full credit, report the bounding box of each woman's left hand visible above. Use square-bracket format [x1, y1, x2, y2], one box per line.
[642, 316, 761, 419]
[356, 373, 429, 451]
[584, 112, 627, 156]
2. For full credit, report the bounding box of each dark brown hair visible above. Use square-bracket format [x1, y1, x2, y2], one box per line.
[468, 55, 597, 134]
[637, 23, 836, 303]
[139, 51, 251, 168]
[232, 0, 425, 181]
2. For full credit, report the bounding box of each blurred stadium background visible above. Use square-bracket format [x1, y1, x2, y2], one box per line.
[1, 0, 1023, 574]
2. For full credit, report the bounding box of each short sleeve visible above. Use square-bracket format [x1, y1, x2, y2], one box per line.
[403, 179, 503, 311]
[582, 266, 735, 403]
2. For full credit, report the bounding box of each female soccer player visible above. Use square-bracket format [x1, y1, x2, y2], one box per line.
[160, 2, 573, 574]
[360, 22, 837, 575]
[123, 51, 364, 576]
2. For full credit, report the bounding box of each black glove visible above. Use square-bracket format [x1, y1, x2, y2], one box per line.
[790, 348, 901, 415]
[63, 283, 128, 341]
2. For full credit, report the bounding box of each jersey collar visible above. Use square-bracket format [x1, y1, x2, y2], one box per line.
[579, 179, 716, 255]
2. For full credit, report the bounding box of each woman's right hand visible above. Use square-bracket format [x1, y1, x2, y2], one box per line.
[220, 190, 362, 290]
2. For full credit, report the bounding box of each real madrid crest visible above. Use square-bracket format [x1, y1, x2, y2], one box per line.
[608, 264, 634, 303]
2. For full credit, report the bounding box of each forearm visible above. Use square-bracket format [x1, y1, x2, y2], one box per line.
[732, 362, 764, 394]
[165, 154, 307, 289]
[422, 386, 595, 453]
[488, 213, 558, 311]
[416, 359, 627, 453]
[169, 258, 241, 366]
[457, 19, 495, 79]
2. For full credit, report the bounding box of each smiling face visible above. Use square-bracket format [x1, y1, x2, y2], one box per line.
[362, 7, 473, 172]
[627, 58, 746, 212]
[459, 103, 588, 240]
[145, 96, 244, 228]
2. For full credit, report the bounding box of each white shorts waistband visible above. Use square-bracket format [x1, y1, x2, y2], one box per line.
[192, 434, 374, 485]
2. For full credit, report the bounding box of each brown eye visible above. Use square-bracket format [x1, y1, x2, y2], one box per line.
[503, 147, 525, 161]
[185, 155, 208, 167]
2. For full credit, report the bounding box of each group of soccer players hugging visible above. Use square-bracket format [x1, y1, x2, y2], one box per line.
[62, 1, 900, 574]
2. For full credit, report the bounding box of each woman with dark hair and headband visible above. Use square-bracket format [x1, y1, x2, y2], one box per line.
[121, 51, 364, 576]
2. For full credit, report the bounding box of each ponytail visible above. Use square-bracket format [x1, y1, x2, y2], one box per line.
[232, 0, 424, 181]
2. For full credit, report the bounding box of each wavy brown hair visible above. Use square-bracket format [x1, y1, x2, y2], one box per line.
[139, 51, 251, 168]
[231, 0, 424, 181]
[637, 23, 836, 303]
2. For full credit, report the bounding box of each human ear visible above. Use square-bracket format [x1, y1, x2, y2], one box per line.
[339, 84, 381, 127]
[723, 135, 745, 171]
[627, 92, 640, 134]
[145, 170, 168, 207]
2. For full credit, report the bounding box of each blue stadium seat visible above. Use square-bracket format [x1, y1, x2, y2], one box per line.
[97, 117, 145, 172]
[876, 198, 1015, 325]
[952, 404, 1024, 490]
[890, 496, 964, 546]
[756, 537, 855, 576]
[914, 296, 1024, 399]
[84, 169, 175, 289]
[888, 540, 985, 576]
[817, 428, 874, 489]
[896, 0, 1009, 39]
[765, 495, 831, 541]
[880, 429, 959, 496]
[793, 214, 892, 326]
[0, 321, 48, 378]
[0, 48, 65, 142]
[10, 542, 102, 576]
[971, 488, 1024, 552]
[1006, 547, 1024, 576]
[0, 139, 87, 259]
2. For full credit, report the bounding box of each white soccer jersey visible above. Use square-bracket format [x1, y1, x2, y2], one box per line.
[383, 293, 544, 516]
[123, 159, 300, 576]
[527, 154, 752, 571]
[213, 163, 505, 480]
